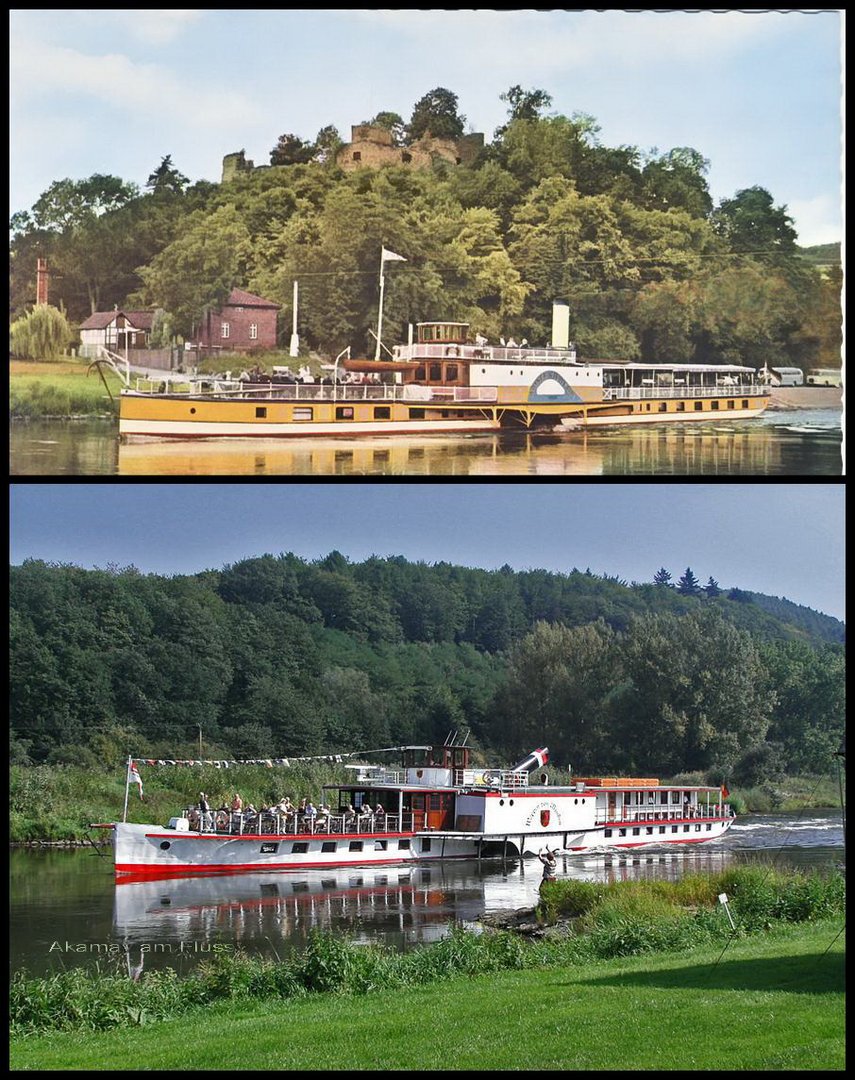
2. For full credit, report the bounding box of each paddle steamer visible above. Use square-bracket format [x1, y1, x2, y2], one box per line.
[106, 743, 734, 879]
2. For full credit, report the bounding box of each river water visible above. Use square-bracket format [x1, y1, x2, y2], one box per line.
[8, 409, 844, 475]
[9, 811, 843, 976]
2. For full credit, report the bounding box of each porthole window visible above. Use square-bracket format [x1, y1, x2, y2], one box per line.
[190, 407, 196, 415]
[159, 841, 171, 850]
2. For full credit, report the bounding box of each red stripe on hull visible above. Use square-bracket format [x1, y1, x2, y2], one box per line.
[115, 854, 468, 879]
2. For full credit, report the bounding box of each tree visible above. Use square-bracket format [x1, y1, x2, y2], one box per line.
[494, 85, 553, 138]
[28, 175, 139, 234]
[312, 125, 344, 164]
[653, 568, 673, 587]
[676, 567, 702, 597]
[9, 304, 74, 359]
[146, 155, 189, 195]
[407, 87, 465, 142]
[270, 133, 315, 166]
[712, 186, 797, 255]
[134, 204, 253, 338]
[704, 577, 722, 599]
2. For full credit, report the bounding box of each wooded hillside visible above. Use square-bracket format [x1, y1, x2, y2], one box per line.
[9, 87, 842, 371]
[10, 553, 844, 785]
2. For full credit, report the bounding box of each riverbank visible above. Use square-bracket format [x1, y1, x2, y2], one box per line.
[768, 386, 842, 410]
[9, 917, 844, 1070]
[9, 360, 121, 418]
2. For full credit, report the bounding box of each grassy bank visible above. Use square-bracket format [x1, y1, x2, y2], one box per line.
[9, 360, 122, 418]
[9, 762, 843, 844]
[9, 916, 844, 1070]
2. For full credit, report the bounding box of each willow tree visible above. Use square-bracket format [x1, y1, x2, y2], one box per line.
[9, 304, 74, 360]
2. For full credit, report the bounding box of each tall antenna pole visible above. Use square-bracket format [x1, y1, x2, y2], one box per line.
[289, 280, 299, 357]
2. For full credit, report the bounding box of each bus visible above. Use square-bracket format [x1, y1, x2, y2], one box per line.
[806, 369, 842, 387]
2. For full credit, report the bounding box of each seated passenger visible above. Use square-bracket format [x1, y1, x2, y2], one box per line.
[343, 804, 357, 828]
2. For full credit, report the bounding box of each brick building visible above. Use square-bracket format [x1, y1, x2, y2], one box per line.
[196, 288, 280, 352]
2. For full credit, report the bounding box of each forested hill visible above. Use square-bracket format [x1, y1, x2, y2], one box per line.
[9, 554, 844, 782]
[9, 86, 842, 372]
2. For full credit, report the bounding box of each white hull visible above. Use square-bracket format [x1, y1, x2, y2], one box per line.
[113, 814, 734, 879]
[119, 417, 499, 441]
[560, 407, 768, 429]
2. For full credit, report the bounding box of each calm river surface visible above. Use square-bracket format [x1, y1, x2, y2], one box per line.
[9, 811, 843, 976]
[9, 408, 843, 475]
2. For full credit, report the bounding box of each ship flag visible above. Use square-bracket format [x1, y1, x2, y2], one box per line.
[129, 761, 144, 800]
[381, 247, 407, 263]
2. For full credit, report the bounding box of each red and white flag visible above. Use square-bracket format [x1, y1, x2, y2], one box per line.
[129, 761, 144, 800]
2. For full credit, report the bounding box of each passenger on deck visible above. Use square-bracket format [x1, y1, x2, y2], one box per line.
[231, 793, 243, 812]
[303, 801, 318, 828]
[198, 792, 213, 830]
[343, 804, 357, 829]
[374, 804, 386, 830]
[315, 805, 331, 830]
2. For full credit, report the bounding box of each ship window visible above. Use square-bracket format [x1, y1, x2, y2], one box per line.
[291, 842, 309, 853]
[255, 407, 267, 418]
[421, 838, 432, 852]
[159, 841, 171, 850]
[260, 842, 279, 854]
[632, 827, 640, 836]
[683, 825, 690, 832]
[676, 402, 685, 411]
[604, 829, 612, 837]
[646, 827, 653, 835]
[446, 364, 458, 381]
[409, 408, 425, 419]
[659, 827, 666, 834]
[293, 408, 313, 421]
[429, 363, 442, 381]
[711, 400, 720, 410]
[349, 841, 364, 852]
[429, 795, 441, 810]
[399, 838, 410, 849]
[336, 407, 354, 420]
[694, 401, 704, 411]
[374, 840, 388, 851]
[727, 399, 735, 409]
[321, 841, 336, 853]
[659, 402, 668, 412]
[742, 400, 749, 408]
[671, 791, 681, 803]
[672, 826, 678, 833]
[190, 407, 196, 415]
[619, 829, 626, 837]
[416, 366, 426, 379]
[374, 406, 391, 419]
[696, 824, 702, 831]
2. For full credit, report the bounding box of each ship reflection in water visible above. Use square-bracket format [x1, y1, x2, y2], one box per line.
[112, 849, 743, 971]
[116, 418, 842, 476]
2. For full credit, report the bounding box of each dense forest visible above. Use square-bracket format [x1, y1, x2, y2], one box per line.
[9, 85, 842, 370]
[9, 553, 844, 787]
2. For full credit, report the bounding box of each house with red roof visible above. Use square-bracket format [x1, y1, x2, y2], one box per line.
[196, 288, 280, 353]
[78, 309, 155, 358]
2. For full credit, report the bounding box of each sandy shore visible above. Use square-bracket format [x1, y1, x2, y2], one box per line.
[767, 386, 843, 410]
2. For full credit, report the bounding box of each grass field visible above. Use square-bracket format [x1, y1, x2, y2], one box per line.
[9, 360, 122, 418]
[9, 920, 844, 1070]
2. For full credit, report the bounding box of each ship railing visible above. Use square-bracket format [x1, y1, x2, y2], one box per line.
[130, 381, 498, 404]
[593, 804, 732, 825]
[454, 769, 530, 789]
[603, 384, 766, 401]
[393, 344, 578, 365]
[179, 808, 410, 836]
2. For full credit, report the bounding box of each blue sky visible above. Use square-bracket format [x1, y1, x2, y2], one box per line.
[9, 9, 843, 245]
[8, 483, 846, 621]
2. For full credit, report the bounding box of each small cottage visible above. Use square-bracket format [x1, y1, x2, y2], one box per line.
[78, 310, 154, 359]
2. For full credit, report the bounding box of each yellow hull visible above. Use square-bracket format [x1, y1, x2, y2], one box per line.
[119, 390, 770, 440]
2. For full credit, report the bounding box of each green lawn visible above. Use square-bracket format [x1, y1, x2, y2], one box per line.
[10, 920, 844, 1071]
[9, 361, 122, 418]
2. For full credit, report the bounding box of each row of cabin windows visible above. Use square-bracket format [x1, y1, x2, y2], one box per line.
[255, 837, 438, 854]
[248, 407, 473, 421]
[603, 824, 714, 838]
[638, 400, 752, 412]
[221, 323, 258, 339]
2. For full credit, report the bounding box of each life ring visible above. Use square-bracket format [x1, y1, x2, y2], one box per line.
[445, 345, 459, 358]
[482, 770, 501, 786]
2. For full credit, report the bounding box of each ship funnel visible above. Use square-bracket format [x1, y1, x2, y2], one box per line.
[511, 747, 549, 773]
[551, 302, 569, 349]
